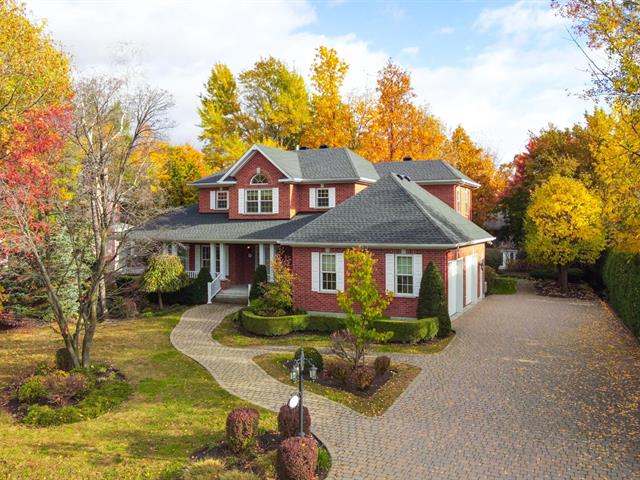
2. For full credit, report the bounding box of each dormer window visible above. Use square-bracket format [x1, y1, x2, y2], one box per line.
[250, 173, 268, 184]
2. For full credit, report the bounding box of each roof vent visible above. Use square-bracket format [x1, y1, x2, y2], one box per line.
[319, 144, 328, 149]
[403, 156, 412, 161]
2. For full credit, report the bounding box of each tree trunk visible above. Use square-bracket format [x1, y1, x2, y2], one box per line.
[158, 291, 163, 309]
[558, 264, 569, 293]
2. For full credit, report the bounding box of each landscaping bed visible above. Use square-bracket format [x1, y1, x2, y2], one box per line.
[534, 279, 598, 300]
[254, 353, 420, 416]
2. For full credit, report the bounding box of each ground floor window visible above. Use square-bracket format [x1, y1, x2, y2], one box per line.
[320, 253, 337, 292]
[201, 246, 211, 271]
[215, 244, 221, 274]
[396, 255, 414, 295]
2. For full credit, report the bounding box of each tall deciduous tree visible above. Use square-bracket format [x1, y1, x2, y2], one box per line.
[239, 56, 310, 149]
[198, 63, 248, 171]
[301, 46, 354, 148]
[0, 0, 72, 152]
[357, 60, 446, 161]
[525, 175, 606, 291]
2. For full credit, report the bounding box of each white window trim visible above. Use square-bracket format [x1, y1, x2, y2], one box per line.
[250, 173, 269, 185]
[316, 188, 330, 208]
[394, 254, 415, 297]
[244, 188, 275, 214]
[319, 253, 338, 293]
[215, 190, 229, 210]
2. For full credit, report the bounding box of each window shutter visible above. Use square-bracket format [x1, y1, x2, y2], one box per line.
[210, 191, 216, 209]
[311, 252, 320, 292]
[413, 254, 423, 297]
[328, 188, 336, 208]
[238, 189, 245, 214]
[336, 252, 344, 291]
[272, 187, 279, 213]
[309, 188, 316, 208]
[385, 254, 395, 293]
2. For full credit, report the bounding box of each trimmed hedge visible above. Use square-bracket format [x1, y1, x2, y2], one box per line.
[489, 277, 518, 295]
[529, 268, 584, 283]
[371, 317, 439, 343]
[603, 251, 640, 339]
[240, 310, 438, 343]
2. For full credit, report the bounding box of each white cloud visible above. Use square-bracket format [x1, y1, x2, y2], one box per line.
[401, 46, 420, 56]
[23, 0, 593, 163]
[434, 26, 454, 35]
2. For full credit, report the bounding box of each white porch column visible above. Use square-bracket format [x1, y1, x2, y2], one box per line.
[269, 244, 276, 281]
[258, 243, 264, 265]
[195, 245, 201, 272]
[219, 243, 227, 279]
[162, 243, 168, 255]
[210, 242, 216, 277]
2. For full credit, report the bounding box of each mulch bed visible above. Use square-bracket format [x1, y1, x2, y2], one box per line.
[193, 431, 328, 479]
[0, 312, 38, 332]
[283, 359, 393, 398]
[535, 280, 598, 301]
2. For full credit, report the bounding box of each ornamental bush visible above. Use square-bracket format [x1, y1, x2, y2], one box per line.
[373, 356, 391, 376]
[226, 407, 260, 453]
[277, 404, 311, 438]
[276, 435, 318, 480]
[325, 360, 350, 384]
[141, 254, 189, 308]
[416, 261, 451, 338]
[348, 366, 375, 391]
[17, 376, 47, 404]
[294, 347, 323, 374]
[372, 318, 438, 343]
[485, 249, 502, 270]
[249, 265, 268, 300]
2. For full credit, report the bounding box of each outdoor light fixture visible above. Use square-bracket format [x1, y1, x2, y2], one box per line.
[288, 348, 318, 437]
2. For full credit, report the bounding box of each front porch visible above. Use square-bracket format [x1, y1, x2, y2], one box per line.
[163, 241, 280, 303]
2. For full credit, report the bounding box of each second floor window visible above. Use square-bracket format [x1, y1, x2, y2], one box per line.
[251, 173, 268, 184]
[316, 188, 330, 208]
[456, 188, 461, 212]
[216, 191, 228, 210]
[246, 189, 273, 213]
[464, 189, 470, 216]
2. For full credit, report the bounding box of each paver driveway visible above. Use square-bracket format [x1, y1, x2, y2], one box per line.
[171, 282, 640, 479]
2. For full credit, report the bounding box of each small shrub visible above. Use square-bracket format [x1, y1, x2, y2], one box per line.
[182, 459, 225, 480]
[325, 361, 350, 384]
[260, 255, 295, 315]
[348, 366, 375, 391]
[23, 404, 82, 427]
[489, 277, 518, 295]
[294, 347, 323, 374]
[55, 347, 75, 372]
[249, 265, 268, 300]
[485, 266, 497, 294]
[41, 370, 90, 406]
[76, 379, 132, 418]
[121, 298, 138, 319]
[276, 435, 318, 480]
[373, 356, 391, 376]
[218, 471, 259, 480]
[226, 407, 260, 453]
[277, 404, 311, 438]
[17, 376, 47, 405]
[317, 446, 331, 474]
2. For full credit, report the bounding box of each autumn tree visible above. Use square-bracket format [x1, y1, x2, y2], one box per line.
[301, 46, 354, 148]
[198, 63, 248, 171]
[148, 143, 208, 207]
[525, 175, 606, 291]
[141, 254, 188, 308]
[335, 247, 393, 368]
[357, 60, 446, 161]
[0, 0, 72, 152]
[441, 126, 505, 224]
[239, 57, 310, 148]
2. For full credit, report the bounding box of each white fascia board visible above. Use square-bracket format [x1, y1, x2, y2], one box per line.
[415, 179, 481, 188]
[279, 177, 376, 184]
[220, 144, 292, 182]
[278, 238, 495, 249]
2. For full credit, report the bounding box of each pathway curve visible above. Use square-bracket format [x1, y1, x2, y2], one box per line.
[171, 283, 640, 479]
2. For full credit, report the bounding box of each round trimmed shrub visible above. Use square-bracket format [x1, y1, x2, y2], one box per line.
[373, 356, 391, 376]
[226, 407, 260, 453]
[250, 265, 268, 300]
[293, 347, 323, 374]
[276, 435, 318, 480]
[55, 347, 75, 372]
[326, 361, 350, 384]
[348, 366, 375, 391]
[277, 404, 311, 438]
[17, 376, 47, 404]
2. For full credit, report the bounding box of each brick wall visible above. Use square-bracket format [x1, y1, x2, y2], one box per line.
[198, 187, 230, 213]
[421, 184, 472, 220]
[295, 183, 367, 213]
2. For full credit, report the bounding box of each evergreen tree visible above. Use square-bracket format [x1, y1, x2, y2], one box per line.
[416, 262, 451, 337]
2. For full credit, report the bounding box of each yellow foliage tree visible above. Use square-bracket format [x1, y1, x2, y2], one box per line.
[301, 46, 354, 148]
[0, 0, 72, 149]
[357, 60, 446, 161]
[525, 175, 606, 291]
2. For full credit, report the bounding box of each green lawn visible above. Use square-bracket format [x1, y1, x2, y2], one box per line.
[212, 312, 455, 354]
[0, 310, 276, 480]
[254, 353, 420, 416]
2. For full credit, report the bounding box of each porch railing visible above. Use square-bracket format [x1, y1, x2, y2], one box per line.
[186, 270, 198, 279]
[207, 273, 223, 304]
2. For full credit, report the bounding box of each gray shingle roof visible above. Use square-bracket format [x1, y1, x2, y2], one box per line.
[129, 204, 321, 243]
[189, 169, 229, 186]
[374, 160, 479, 186]
[297, 148, 379, 180]
[282, 173, 493, 246]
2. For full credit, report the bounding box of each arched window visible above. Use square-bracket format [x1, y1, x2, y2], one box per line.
[250, 173, 268, 184]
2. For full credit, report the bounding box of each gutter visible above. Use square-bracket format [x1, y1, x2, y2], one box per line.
[279, 237, 496, 250]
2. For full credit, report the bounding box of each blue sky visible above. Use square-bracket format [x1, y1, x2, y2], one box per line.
[25, 0, 595, 163]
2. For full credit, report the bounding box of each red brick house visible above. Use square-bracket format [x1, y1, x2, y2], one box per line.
[132, 144, 494, 318]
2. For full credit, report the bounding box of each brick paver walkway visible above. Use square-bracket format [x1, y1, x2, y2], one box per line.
[171, 282, 640, 479]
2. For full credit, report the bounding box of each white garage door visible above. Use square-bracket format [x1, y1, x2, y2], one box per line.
[465, 255, 478, 305]
[448, 259, 464, 316]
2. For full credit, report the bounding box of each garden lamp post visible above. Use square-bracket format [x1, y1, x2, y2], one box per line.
[289, 348, 317, 437]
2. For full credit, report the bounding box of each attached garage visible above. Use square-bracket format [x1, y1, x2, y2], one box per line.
[448, 258, 464, 316]
[465, 254, 479, 305]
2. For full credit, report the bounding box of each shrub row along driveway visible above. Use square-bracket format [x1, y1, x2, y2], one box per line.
[172, 282, 640, 479]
